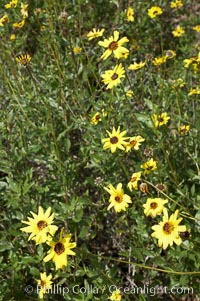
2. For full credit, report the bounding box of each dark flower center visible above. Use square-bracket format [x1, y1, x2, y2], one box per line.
[150, 202, 158, 209]
[115, 196, 122, 203]
[156, 184, 165, 191]
[37, 220, 48, 230]
[131, 177, 137, 182]
[54, 242, 65, 255]
[158, 117, 164, 123]
[40, 280, 46, 288]
[153, 10, 158, 15]
[95, 114, 100, 120]
[111, 73, 118, 80]
[147, 165, 153, 170]
[163, 222, 174, 234]
[110, 136, 118, 144]
[109, 41, 118, 51]
[130, 140, 137, 146]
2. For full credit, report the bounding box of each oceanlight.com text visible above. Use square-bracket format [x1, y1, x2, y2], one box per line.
[24, 284, 194, 297]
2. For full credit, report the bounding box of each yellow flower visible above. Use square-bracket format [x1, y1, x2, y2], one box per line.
[127, 172, 142, 191]
[188, 87, 200, 96]
[101, 63, 125, 89]
[127, 7, 134, 22]
[148, 6, 163, 18]
[41, 25, 46, 31]
[43, 230, 76, 270]
[170, 0, 183, 9]
[183, 54, 199, 74]
[87, 28, 105, 40]
[98, 30, 129, 60]
[143, 198, 168, 218]
[152, 56, 167, 66]
[172, 25, 184, 37]
[192, 25, 200, 32]
[128, 61, 146, 70]
[141, 158, 157, 175]
[109, 289, 122, 301]
[178, 125, 190, 135]
[102, 126, 129, 153]
[171, 78, 186, 88]
[183, 57, 196, 68]
[10, 34, 16, 40]
[21, 3, 28, 18]
[104, 183, 132, 213]
[37, 272, 53, 299]
[126, 89, 134, 97]
[90, 112, 101, 125]
[152, 112, 170, 128]
[118, 51, 129, 59]
[16, 53, 31, 65]
[73, 47, 82, 54]
[13, 19, 25, 28]
[20, 206, 58, 245]
[5, 0, 18, 8]
[0, 15, 9, 26]
[125, 136, 145, 152]
[131, 39, 140, 50]
[151, 208, 186, 250]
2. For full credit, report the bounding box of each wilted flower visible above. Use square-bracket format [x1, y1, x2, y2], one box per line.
[165, 50, 176, 59]
[140, 182, 149, 194]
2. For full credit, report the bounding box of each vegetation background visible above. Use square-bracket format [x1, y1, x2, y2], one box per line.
[0, 0, 199, 300]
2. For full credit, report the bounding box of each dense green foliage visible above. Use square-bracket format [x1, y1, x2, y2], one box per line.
[0, 0, 199, 300]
